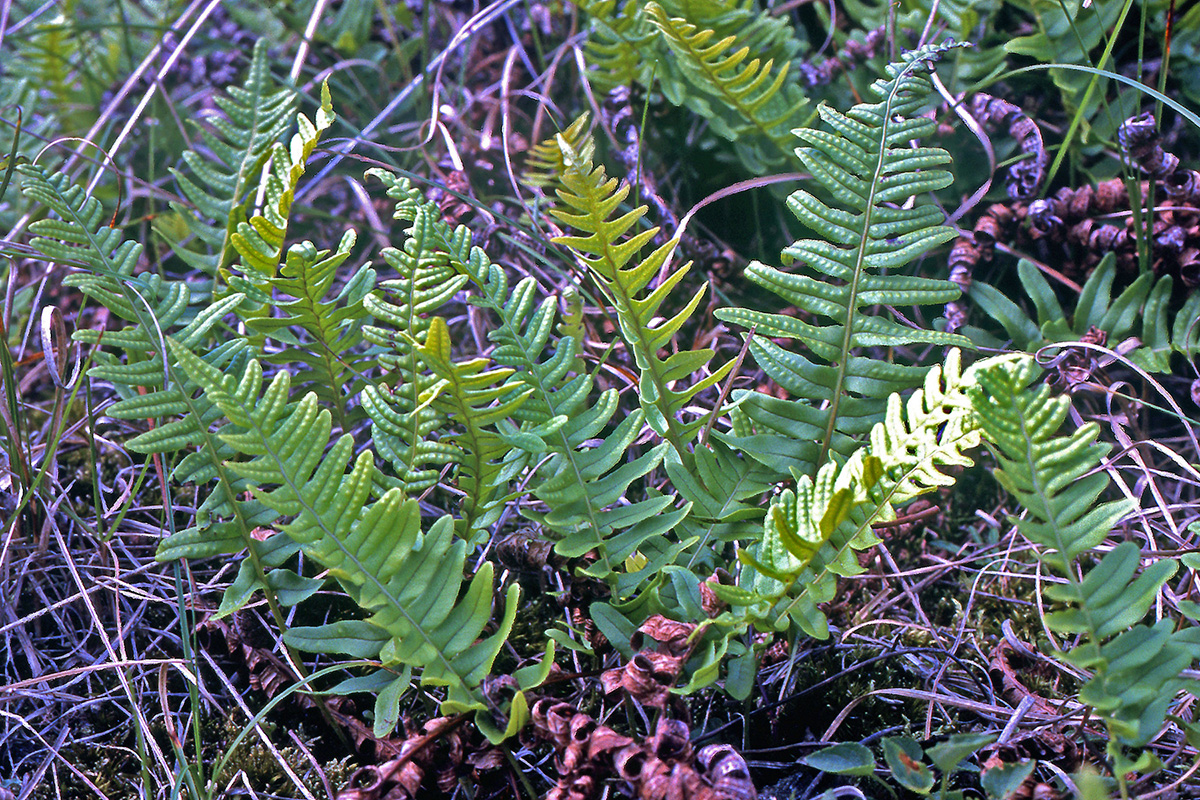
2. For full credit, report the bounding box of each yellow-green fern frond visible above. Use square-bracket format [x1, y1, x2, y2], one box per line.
[710, 349, 994, 642]
[547, 133, 733, 459]
[230, 81, 336, 284]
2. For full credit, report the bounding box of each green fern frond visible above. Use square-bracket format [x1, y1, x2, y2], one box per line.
[970, 356, 1199, 779]
[360, 169, 470, 492]
[971, 358, 1130, 574]
[412, 316, 532, 543]
[547, 132, 734, 459]
[449, 238, 688, 601]
[644, 1, 808, 171]
[716, 42, 970, 474]
[17, 163, 315, 629]
[160, 39, 296, 278]
[166, 339, 518, 735]
[231, 230, 376, 430]
[573, 0, 658, 91]
[663, 438, 775, 571]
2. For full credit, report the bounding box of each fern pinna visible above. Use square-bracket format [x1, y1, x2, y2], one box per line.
[970, 357, 1200, 785]
[716, 42, 970, 475]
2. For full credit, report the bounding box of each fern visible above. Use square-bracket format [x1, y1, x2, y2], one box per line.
[360, 170, 470, 493]
[715, 42, 970, 475]
[160, 38, 296, 279]
[411, 316, 531, 543]
[644, 1, 809, 172]
[15, 163, 308, 637]
[547, 126, 734, 459]
[228, 81, 336, 304]
[708, 349, 995, 644]
[970, 356, 1200, 783]
[449, 240, 684, 600]
[238, 232, 377, 431]
[573, 0, 658, 92]
[166, 339, 520, 739]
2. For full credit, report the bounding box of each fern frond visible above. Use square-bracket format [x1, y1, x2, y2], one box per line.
[360, 169, 470, 493]
[716, 43, 971, 475]
[525, 113, 593, 191]
[572, 0, 659, 91]
[970, 356, 1199, 779]
[167, 339, 518, 734]
[232, 230, 376, 430]
[412, 316, 531, 543]
[160, 39, 296, 278]
[450, 238, 687, 601]
[663, 438, 774, 571]
[547, 132, 734, 459]
[710, 349, 991, 642]
[230, 81, 336, 286]
[17, 163, 316, 629]
[644, 1, 808, 171]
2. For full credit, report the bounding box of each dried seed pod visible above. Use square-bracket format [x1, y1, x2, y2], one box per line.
[1155, 223, 1187, 257]
[495, 527, 561, 574]
[974, 203, 1015, 243]
[949, 238, 982, 274]
[650, 717, 693, 761]
[1180, 247, 1200, 288]
[699, 569, 733, 617]
[1166, 168, 1200, 203]
[615, 745, 649, 781]
[605, 651, 683, 708]
[698, 744, 758, 800]
[633, 614, 696, 657]
[1092, 178, 1130, 214]
[967, 94, 1048, 199]
[532, 699, 577, 746]
[1118, 112, 1180, 179]
[1028, 199, 1062, 233]
[943, 301, 968, 334]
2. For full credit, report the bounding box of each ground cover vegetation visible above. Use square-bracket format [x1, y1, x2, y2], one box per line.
[2, 1, 1200, 798]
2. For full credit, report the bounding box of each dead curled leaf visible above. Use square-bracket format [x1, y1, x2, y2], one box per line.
[602, 651, 684, 709]
[531, 699, 758, 799]
[600, 614, 697, 708]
